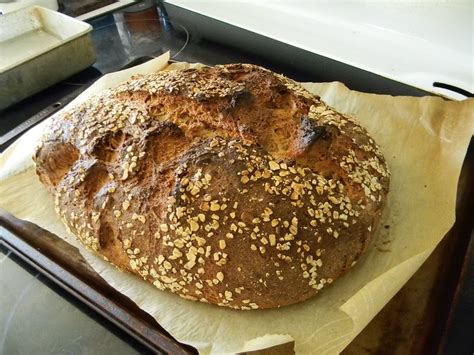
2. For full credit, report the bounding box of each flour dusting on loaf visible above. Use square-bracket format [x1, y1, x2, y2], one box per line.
[34, 64, 389, 309]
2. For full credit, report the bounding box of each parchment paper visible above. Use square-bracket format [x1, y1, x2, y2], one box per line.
[1, 52, 473, 354]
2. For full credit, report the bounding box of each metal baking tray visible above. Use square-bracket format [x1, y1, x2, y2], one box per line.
[0, 5, 96, 110]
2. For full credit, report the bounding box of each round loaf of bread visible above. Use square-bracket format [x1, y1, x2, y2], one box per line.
[34, 64, 390, 310]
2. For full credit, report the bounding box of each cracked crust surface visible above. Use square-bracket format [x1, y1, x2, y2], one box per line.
[34, 64, 390, 309]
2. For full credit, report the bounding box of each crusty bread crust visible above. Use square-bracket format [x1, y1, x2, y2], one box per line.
[34, 64, 389, 309]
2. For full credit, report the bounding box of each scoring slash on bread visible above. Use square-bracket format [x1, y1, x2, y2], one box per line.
[34, 64, 390, 310]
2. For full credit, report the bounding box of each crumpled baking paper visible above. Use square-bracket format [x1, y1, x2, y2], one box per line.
[1, 52, 473, 354]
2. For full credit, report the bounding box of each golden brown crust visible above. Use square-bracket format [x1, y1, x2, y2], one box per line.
[34, 64, 390, 309]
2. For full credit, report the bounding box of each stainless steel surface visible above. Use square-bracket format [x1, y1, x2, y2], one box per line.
[0, 6, 96, 110]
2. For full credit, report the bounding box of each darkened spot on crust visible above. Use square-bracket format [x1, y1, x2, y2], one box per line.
[299, 116, 327, 149]
[230, 90, 252, 108]
[98, 221, 119, 249]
